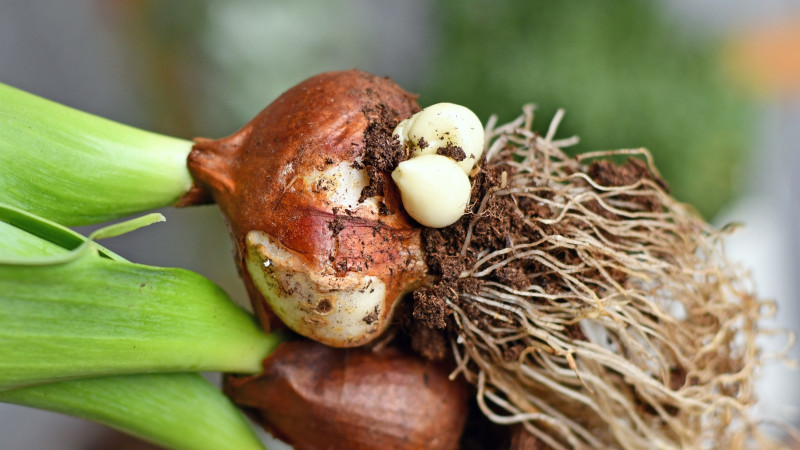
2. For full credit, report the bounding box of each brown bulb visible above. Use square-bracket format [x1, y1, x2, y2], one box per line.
[186, 70, 427, 346]
[224, 340, 469, 450]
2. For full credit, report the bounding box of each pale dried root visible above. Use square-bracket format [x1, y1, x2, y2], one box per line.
[445, 106, 795, 449]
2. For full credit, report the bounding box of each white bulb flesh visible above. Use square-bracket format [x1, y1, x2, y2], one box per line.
[245, 231, 389, 347]
[393, 102, 484, 174]
[302, 158, 381, 214]
[391, 155, 471, 228]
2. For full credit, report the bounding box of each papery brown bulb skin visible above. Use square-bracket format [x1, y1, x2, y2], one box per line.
[224, 340, 469, 450]
[186, 70, 427, 346]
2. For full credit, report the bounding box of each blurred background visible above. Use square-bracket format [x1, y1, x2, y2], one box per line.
[1, 0, 799, 448]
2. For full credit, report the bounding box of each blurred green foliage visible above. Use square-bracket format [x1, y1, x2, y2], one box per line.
[422, 0, 753, 218]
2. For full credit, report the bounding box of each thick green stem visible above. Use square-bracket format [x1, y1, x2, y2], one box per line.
[0, 82, 194, 226]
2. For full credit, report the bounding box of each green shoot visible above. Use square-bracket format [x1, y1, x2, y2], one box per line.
[0, 82, 195, 226]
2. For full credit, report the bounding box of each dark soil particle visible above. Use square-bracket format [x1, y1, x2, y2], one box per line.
[316, 298, 334, 314]
[436, 142, 467, 161]
[334, 259, 348, 275]
[359, 101, 419, 205]
[587, 158, 668, 213]
[588, 158, 665, 190]
[363, 306, 379, 325]
[358, 165, 385, 203]
[362, 103, 412, 174]
[417, 136, 429, 149]
[491, 266, 530, 291]
[412, 286, 451, 330]
[328, 216, 345, 236]
[503, 344, 525, 363]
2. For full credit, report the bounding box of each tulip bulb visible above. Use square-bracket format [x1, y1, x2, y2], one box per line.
[224, 340, 469, 450]
[186, 71, 428, 347]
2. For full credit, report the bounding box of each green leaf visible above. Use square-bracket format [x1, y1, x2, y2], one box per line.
[0, 82, 195, 226]
[0, 253, 279, 390]
[89, 212, 166, 241]
[0, 209, 163, 266]
[0, 373, 265, 450]
[0, 219, 66, 260]
[0, 211, 279, 391]
[0, 203, 123, 261]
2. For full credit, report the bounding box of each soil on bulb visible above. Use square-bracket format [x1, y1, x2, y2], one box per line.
[359, 95, 416, 206]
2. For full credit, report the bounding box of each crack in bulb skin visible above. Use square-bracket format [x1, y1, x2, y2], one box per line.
[186, 70, 428, 347]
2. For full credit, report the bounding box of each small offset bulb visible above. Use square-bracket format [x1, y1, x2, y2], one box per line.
[393, 103, 485, 174]
[391, 155, 471, 228]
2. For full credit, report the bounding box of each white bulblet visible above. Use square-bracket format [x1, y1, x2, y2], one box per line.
[393, 102, 484, 174]
[391, 155, 472, 228]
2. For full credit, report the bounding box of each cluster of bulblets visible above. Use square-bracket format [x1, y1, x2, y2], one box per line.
[391, 103, 484, 228]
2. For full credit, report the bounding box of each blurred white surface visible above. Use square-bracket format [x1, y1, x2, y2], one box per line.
[715, 100, 800, 423]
